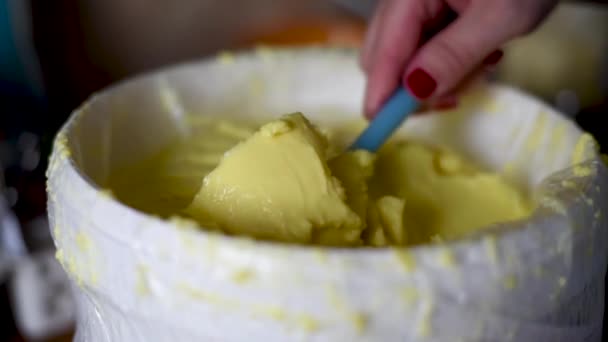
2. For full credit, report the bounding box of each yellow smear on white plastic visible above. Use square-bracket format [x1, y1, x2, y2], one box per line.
[326, 285, 344, 311]
[53, 225, 62, 240]
[67, 254, 82, 286]
[437, 248, 456, 268]
[573, 165, 592, 177]
[313, 248, 328, 263]
[481, 98, 502, 114]
[572, 133, 596, 165]
[75, 231, 92, 252]
[55, 249, 65, 264]
[59, 147, 71, 159]
[571, 134, 597, 178]
[350, 312, 368, 334]
[503, 275, 518, 290]
[296, 314, 320, 332]
[524, 112, 548, 152]
[217, 51, 236, 65]
[98, 189, 115, 199]
[484, 235, 498, 265]
[54, 132, 68, 149]
[51, 227, 99, 289]
[179, 283, 235, 307]
[47, 132, 70, 179]
[417, 298, 434, 338]
[546, 121, 568, 166]
[169, 215, 199, 229]
[560, 180, 576, 189]
[231, 269, 255, 284]
[256, 46, 274, 62]
[135, 265, 150, 296]
[550, 282, 565, 301]
[540, 197, 566, 215]
[325, 285, 367, 334]
[394, 250, 416, 272]
[401, 286, 420, 305]
[248, 76, 266, 99]
[178, 283, 327, 331]
[255, 306, 286, 321]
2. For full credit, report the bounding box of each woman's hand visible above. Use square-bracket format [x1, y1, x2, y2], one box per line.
[361, 0, 557, 117]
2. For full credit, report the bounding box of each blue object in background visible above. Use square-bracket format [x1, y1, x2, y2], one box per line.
[350, 87, 419, 152]
[0, 0, 44, 97]
[0, 0, 26, 88]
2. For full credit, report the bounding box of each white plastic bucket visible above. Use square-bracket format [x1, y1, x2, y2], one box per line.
[47, 48, 608, 342]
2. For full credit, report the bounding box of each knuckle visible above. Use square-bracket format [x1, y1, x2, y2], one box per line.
[431, 38, 473, 75]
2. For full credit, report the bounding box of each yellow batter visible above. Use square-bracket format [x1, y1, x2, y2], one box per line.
[108, 113, 532, 247]
[184, 114, 363, 245]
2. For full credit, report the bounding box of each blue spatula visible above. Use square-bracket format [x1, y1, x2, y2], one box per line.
[350, 87, 419, 152]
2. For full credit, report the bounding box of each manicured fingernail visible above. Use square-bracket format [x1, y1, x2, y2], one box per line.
[406, 68, 437, 99]
[483, 50, 503, 65]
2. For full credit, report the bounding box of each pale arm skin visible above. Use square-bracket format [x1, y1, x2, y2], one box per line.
[361, 0, 558, 118]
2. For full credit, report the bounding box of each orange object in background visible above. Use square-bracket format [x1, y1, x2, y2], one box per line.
[241, 19, 366, 48]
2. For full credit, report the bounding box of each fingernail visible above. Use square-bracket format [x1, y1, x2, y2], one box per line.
[406, 68, 437, 99]
[483, 50, 503, 65]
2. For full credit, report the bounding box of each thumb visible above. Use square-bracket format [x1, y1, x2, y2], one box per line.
[402, 5, 529, 100]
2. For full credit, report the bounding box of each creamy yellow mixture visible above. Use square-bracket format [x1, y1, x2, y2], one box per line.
[108, 113, 532, 246]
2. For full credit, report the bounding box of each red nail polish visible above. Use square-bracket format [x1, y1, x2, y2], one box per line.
[483, 50, 503, 65]
[406, 68, 437, 99]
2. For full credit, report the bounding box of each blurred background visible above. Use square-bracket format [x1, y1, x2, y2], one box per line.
[1, 0, 607, 341]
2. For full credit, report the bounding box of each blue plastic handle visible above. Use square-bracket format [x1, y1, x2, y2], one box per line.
[350, 87, 419, 152]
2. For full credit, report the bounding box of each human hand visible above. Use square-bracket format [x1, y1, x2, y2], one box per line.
[361, 0, 557, 117]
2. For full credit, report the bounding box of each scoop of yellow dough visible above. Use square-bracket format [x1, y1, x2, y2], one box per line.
[184, 113, 363, 245]
[372, 142, 531, 244]
[183, 113, 531, 246]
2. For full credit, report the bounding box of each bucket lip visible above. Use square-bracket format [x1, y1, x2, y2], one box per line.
[83, 46, 362, 102]
[49, 47, 603, 263]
